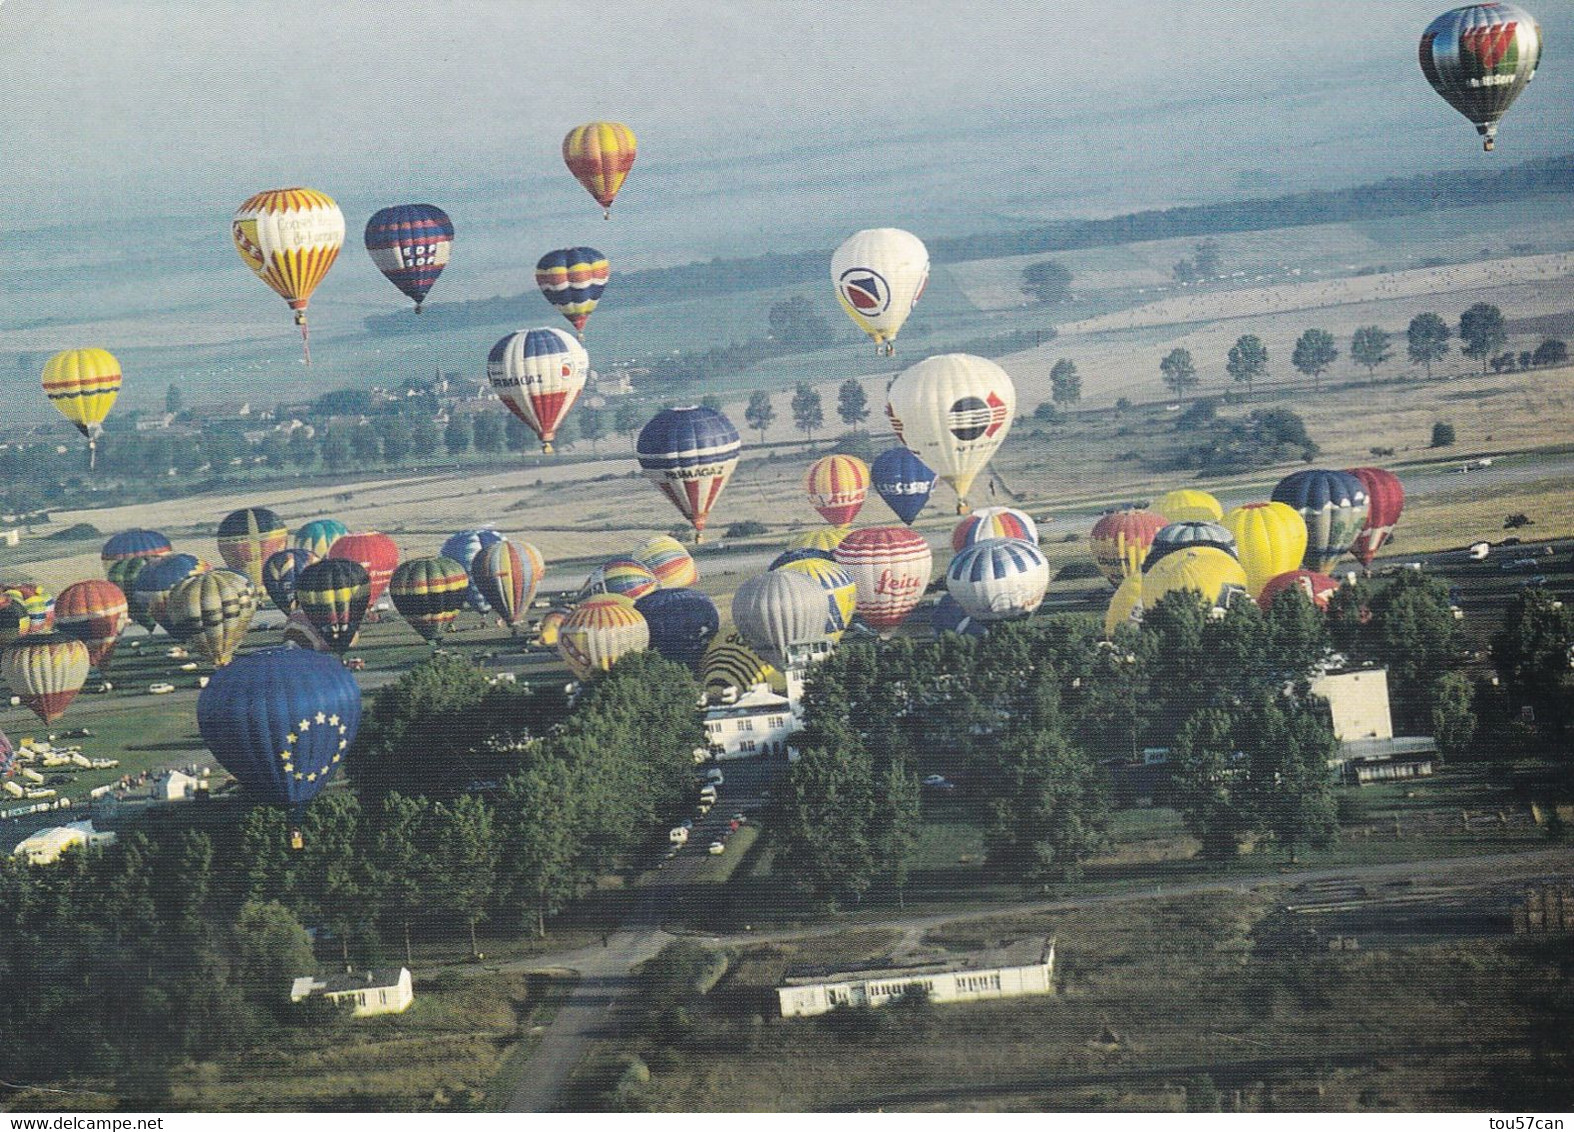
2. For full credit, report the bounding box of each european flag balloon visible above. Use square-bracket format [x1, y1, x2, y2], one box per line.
[635, 588, 720, 672]
[197, 646, 362, 809]
[871, 446, 937, 525]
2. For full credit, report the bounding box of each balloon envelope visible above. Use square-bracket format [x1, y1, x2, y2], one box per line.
[131, 554, 211, 637]
[834, 526, 933, 633]
[1272, 470, 1369, 574]
[472, 541, 540, 628]
[563, 121, 637, 214]
[557, 593, 648, 679]
[774, 556, 856, 640]
[487, 328, 589, 453]
[831, 228, 930, 353]
[786, 526, 851, 554]
[1420, 3, 1542, 150]
[232, 187, 345, 353]
[442, 528, 504, 613]
[953, 506, 1038, 552]
[733, 570, 834, 667]
[1345, 467, 1405, 568]
[167, 570, 257, 666]
[327, 532, 399, 608]
[102, 529, 172, 569]
[1091, 509, 1169, 586]
[296, 558, 372, 653]
[390, 556, 469, 641]
[197, 646, 361, 808]
[946, 537, 1050, 622]
[295, 519, 349, 560]
[1259, 569, 1341, 612]
[804, 454, 869, 527]
[633, 535, 698, 589]
[42, 348, 121, 448]
[581, 557, 660, 603]
[635, 588, 719, 671]
[262, 548, 314, 614]
[1153, 489, 1223, 523]
[1144, 521, 1238, 572]
[53, 580, 129, 671]
[1222, 502, 1308, 598]
[364, 204, 453, 310]
[636, 407, 741, 539]
[870, 446, 937, 525]
[1104, 574, 1145, 638]
[536, 246, 609, 334]
[1143, 546, 1250, 612]
[703, 630, 786, 697]
[932, 593, 989, 638]
[217, 507, 289, 592]
[885, 354, 1015, 513]
[2, 635, 90, 723]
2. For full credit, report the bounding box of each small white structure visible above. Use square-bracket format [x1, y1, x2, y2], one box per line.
[153, 769, 201, 802]
[703, 684, 799, 760]
[1310, 668, 1393, 742]
[777, 938, 1056, 1018]
[13, 820, 116, 866]
[291, 967, 414, 1017]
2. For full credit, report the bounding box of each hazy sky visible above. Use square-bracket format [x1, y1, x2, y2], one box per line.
[2, 0, 1568, 233]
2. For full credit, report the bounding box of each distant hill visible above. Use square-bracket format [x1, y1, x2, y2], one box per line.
[366, 154, 1574, 337]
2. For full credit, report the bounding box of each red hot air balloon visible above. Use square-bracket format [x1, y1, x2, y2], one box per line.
[328, 532, 400, 608]
[1344, 467, 1405, 569]
[1258, 569, 1341, 612]
[833, 526, 933, 633]
[53, 580, 130, 671]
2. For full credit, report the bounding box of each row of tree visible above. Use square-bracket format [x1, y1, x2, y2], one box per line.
[743, 379, 870, 444]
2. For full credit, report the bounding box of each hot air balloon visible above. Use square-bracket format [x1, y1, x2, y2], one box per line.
[1143, 546, 1250, 613]
[733, 571, 834, 668]
[536, 246, 609, 335]
[581, 558, 660, 602]
[1258, 570, 1341, 612]
[41, 348, 121, 469]
[102, 529, 172, 571]
[833, 526, 933, 633]
[1143, 520, 1238, 572]
[635, 588, 720, 671]
[1104, 573, 1145, 638]
[786, 526, 851, 554]
[3, 584, 54, 638]
[295, 558, 371, 653]
[0, 729, 14, 781]
[563, 121, 637, 217]
[1345, 467, 1405, 569]
[282, 610, 330, 652]
[232, 187, 345, 363]
[2, 635, 90, 724]
[1272, 470, 1369, 574]
[295, 519, 349, 560]
[487, 327, 589, 454]
[1090, 509, 1169, 587]
[1153, 488, 1224, 523]
[109, 557, 158, 630]
[131, 554, 211, 637]
[703, 630, 786, 697]
[556, 593, 648, 680]
[946, 537, 1050, 622]
[441, 528, 504, 613]
[472, 540, 540, 629]
[390, 556, 469, 642]
[886, 354, 1016, 513]
[633, 535, 698, 589]
[831, 228, 930, 355]
[1420, 3, 1542, 150]
[932, 593, 989, 638]
[804, 454, 870, 527]
[871, 446, 937, 525]
[0, 596, 32, 646]
[774, 556, 857, 640]
[953, 506, 1039, 552]
[54, 580, 129, 671]
[536, 607, 570, 648]
[327, 532, 399, 609]
[167, 570, 257, 666]
[364, 204, 453, 312]
[770, 547, 834, 570]
[1221, 502, 1308, 598]
[262, 548, 314, 614]
[217, 507, 290, 592]
[636, 406, 741, 541]
[197, 646, 361, 809]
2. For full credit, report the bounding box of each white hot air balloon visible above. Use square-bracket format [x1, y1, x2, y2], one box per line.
[831, 228, 930, 356]
[486, 327, 590, 454]
[732, 570, 834, 668]
[945, 537, 1050, 623]
[885, 354, 1016, 514]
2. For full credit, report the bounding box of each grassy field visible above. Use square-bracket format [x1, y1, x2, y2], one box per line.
[578, 892, 1574, 1112]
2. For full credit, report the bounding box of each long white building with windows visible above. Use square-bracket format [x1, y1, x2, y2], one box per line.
[776, 937, 1057, 1018]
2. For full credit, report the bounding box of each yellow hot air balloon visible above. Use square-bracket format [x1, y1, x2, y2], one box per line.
[1154, 488, 1223, 523]
[563, 121, 637, 218]
[232, 187, 345, 364]
[1104, 572, 1144, 638]
[1143, 546, 1249, 612]
[1221, 502, 1308, 598]
[42, 348, 121, 469]
[786, 526, 851, 554]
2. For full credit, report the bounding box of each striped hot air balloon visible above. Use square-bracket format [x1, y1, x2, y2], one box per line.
[2, 635, 90, 724]
[833, 526, 933, 633]
[166, 570, 257, 666]
[633, 535, 698, 589]
[131, 554, 211, 638]
[732, 570, 834, 668]
[390, 556, 469, 642]
[217, 507, 289, 592]
[262, 548, 314, 614]
[101, 529, 173, 571]
[487, 328, 589, 454]
[471, 540, 540, 629]
[804, 454, 870, 527]
[636, 407, 741, 541]
[232, 187, 345, 363]
[42, 348, 121, 468]
[1143, 521, 1238, 572]
[536, 246, 610, 335]
[1272, 470, 1369, 574]
[1090, 509, 1169, 587]
[885, 354, 1016, 513]
[53, 580, 129, 671]
[442, 528, 504, 613]
[562, 121, 637, 217]
[773, 556, 856, 640]
[1420, 3, 1542, 151]
[1345, 467, 1405, 569]
[109, 557, 158, 630]
[556, 593, 648, 680]
[295, 558, 371, 653]
[581, 557, 659, 603]
[295, 518, 349, 560]
[364, 204, 454, 312]
[786, 526, 851, 555]
[1153, 488, 1223, 523]
[952, 506, 1039, 552]
[702, 630, 786, 697]
[945, 537, 1050, 623]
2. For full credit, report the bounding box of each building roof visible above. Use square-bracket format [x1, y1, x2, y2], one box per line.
[705, 687, 791, 719]
[1339, 736, 1439, 762]
[783, 937, 1053, 985]
[296, 967, 410, 995]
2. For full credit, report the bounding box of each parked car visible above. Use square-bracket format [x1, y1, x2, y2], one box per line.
[705, 768, 725, 786]
[669, 827, 689, 845]
[148, 683, 175, 695]
[922, 774, 949, 787]
[708, 841, 725, 855]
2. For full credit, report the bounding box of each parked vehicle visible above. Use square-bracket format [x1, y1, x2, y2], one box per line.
[669, 827, 689, 845]
[708, 841, 725, 855]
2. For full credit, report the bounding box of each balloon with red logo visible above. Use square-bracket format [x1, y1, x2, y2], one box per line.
[804, 454, 869, 527]
[885, 354, 1016, 513]
[1344, 467, 1405, 568]
[1258, 569, 1341, 612]
[833, 526, 933, 633]
[328, 531, 399, 608]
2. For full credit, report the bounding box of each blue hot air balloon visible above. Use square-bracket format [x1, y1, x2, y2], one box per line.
[101, 528, 173, 569]
[768, 546, 835, 571]
[871, 446, 937, 525]
[441, 528, 504, 613]
[1271, 469, 1370, 574]
[364, 204, 454, 311]
[197, 646, 362, 810]
[261, 548, 314, 613]
[635, 588, 720, 672]
[636, 407, 741, 541]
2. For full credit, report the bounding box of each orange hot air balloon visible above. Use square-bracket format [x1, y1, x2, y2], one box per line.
[232, 187, 345, 364]
[563, 121, 637, 218]
[54, 580, 130, 671]
[804, 455, 870, 527]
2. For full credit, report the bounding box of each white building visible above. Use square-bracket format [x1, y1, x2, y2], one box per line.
[153, 769, 201, 801]
[291, 967, 414, 1017]
[1310, 668, 1393, 742]
[777, 938, 1056, 1018]
[703, 685, 798, 760]
[13, 821, 116, 866]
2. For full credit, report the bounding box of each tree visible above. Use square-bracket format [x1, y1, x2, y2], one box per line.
[1021, 259, 1073, 304]
[472, 412, 504, 454]
[1173, 258, 1197, 284]
[744, 390, 775, 443]
[1430, 422, 1455, 448]
[1532, 338, 1568, 367]
[377, 416, 412, 464]
[1225, 335, 1268, 396]
[349, 423, 381, 465]
[1407, 312, 1451, 377]
[1192, 240, 1222, 278]
[614, 402, 644, 444]
[767, 295, 831, 350]
[1459, 303, 1507, 372]
[496, 759, 580, 937]
[367, 791, 428, 963]
[320, 429, 352, 472]
[1170, 707, 1248, 860]
[287, 428, 317, 468]
[791, 383, 823, 441]
[772, 742, 879, 909]
[504, 413, 532, 453]
[837, 379, 870, 430]
[258, 433, 290, 470]
[1350, 325, 1392, 375]
[579, 407, 607, 453]
[232, 900, 316, 1014]
[1050, 359, 1082, 405]
[1492, 589, 1574, 739]
[870, 761, 921, 906]
[1159, 348, 1199, 399]
[1291, 329, 1338, 388]
[410, 417, 440, 458]
[296, 792, 368, 961]
[1237, 694, 1337, 861]
[1432, 671, 1477, 758]
[444, 414, 472, 456]
[165, 384, 184, 415]
[424, 795, 497, 957]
